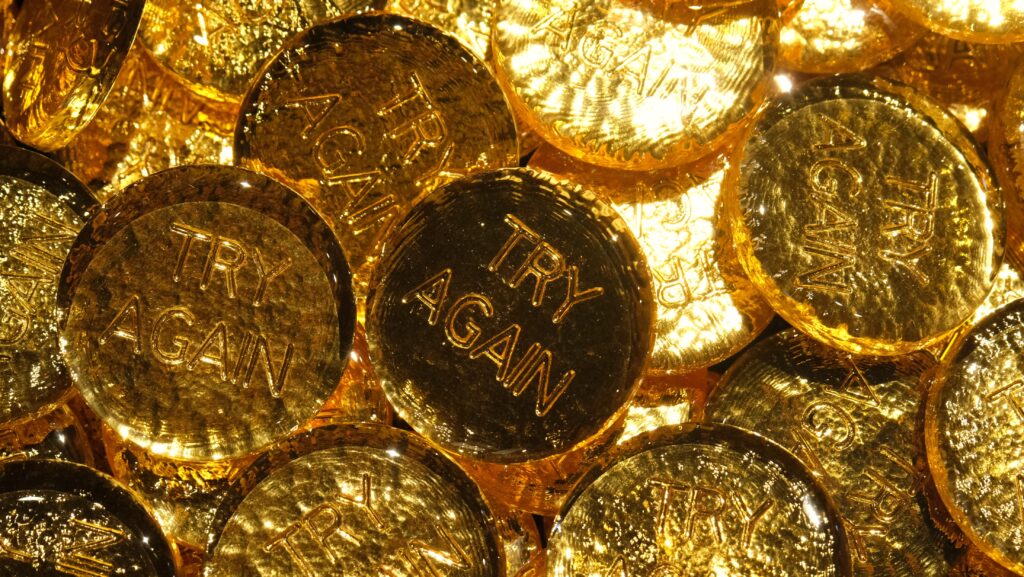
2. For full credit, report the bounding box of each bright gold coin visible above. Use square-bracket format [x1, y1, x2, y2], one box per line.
[493, 0, 779, 170]
[58, 165, 355, 462]
[386, 0, 494, 61]
[549, 424, 852, 577]
[889, 0, 1024, 43]
[3, 0, 144, 151]
[989, 58, 1024, 273]
[235, 14, 518, 309]
[530, 147, 772, 374]
[926, 299, 1024, 574]
[729, 75, 1003, 356]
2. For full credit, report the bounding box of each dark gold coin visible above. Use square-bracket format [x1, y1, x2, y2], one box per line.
[0, 459, 177, 576]
[549, 424, 852, 577]
[204, 424, 503, 576]
[235, 14, 518, 309]
[729, 75, 1003, 355]
[58, 165, 355, 462]
[3, 0, 144, 151]
[386, 0, 494, 61]
[367, 168, 653, 462]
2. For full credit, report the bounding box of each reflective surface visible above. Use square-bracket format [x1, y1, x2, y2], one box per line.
[618, 371, 706, 444]
[386, 0, 494, 61]
[889, 0, 1024, 43]
[0, 404, 94, 466]
[990, 57, 1024, 273]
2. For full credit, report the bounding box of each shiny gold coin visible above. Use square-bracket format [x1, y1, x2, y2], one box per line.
[386, 0, 494, 61]
[493, 0, 779, 170]
[706, 329, 950, 576]
[989, 58, 1024, 273]
[530, 147, 772, 374]
[367, 168, 653, 462]
[0, 146, 95, 428]
[926, 299, 1024, 574]
[618, 371, 706, 444]
[549, 424, 852, 577]
[235, 14, 518, 309]
[0, 459, 178, 576]
[889, 0, 1024, 43]
[139, 0, 385, 102]
[58, 165, 356, 462]
[204, 424, 503, 576]
[59, 47, 236, 203]
[3, 0, 144, 151]
[0, 404, 94, 466]
[729, 75, 1003, 356]
[780, 0, 924, 74]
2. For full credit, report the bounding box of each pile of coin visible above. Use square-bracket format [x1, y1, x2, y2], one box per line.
[3, 0, 1024, 575]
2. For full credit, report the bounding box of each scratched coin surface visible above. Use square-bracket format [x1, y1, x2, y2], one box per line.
[0, 459, 177, 577]
[367, 168, 653, 462]
[706, 329, 950, 576]
[0, 146, 94, 428]
[926, 299, 1024, 574]
[530, 147, 772, 374]
[204, 424, 502, 577]
[139, 0, 385, 102]
[3, 0, 144, 151]
[889, 0, 1024, 43]
[729, 75, 1002, 356]
[549, 424, 852, 577]
[58, 165, 355, 462]
[386, 0, 494, 61]
[236, 14, 518, 307]
[493, 0, 778, 170]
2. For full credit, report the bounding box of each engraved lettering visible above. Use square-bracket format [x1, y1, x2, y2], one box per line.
[444, 293, 493, 349]
[552, 266, 605, 324]
[378, 73, 448, 164]
[988, 379, 1024, 420]
[652, 479, 774, 548]
[55, 519, 127, 577]
[151, 306, 195, 365]
[99, 294, 143, 354]
[404, 268, 453, 326]
[879, 173, 937, 285]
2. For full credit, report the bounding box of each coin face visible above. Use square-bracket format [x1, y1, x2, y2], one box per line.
[549, 424, 852, 577]
[235, 14, 519, 307]
[367, 168, 653, 462]
[889, 0, 1024, 43]
[204, 425, 502, 577]
[3, 0, 144, 151]
[386, 0, 494, 61]
[493, 0, 778, 170]
[58, 165, 355, 462]
[729, 75, 1002, 355]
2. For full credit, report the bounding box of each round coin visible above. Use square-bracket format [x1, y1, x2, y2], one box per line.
[386, 0, 494, 61]
[889, 0, 1024, 43]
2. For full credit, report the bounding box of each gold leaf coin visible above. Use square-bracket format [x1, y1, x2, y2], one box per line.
[889, 0, 1024, 43]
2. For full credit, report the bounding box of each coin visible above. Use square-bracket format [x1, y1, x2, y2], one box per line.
[530, 147, 772, 374]
[386, 0, 494, 61]
[618, 371, 707, 444]
[235, 14, 518, 310]
[0, 459, 177, 576]
[729, 75, 1003, 355]
[549, 424, 852, 577]
[888, 0, 1024, 43]
[204, 424, 503, 577]
[304, 322, 393, 428]
[58, 165, 355, 462]
[367, 168, 653, 462]
[3, 0, 144, 151]
[493, 0, 779, 170]
[0, 404, 94, 466]
[989, 58, 1024, 273]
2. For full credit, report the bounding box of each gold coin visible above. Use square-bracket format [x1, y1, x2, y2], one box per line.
[386, 0, 494, 61]
[989, 58, 1024, 273]
[139, 0, 385, 102]
[235, 14, 518, 309]
[0, 146, 95, 428]
[619, 371, 707, 444]
[58, 165, 356, 462]
[530, 147, 772, 374]
[729, 75, 1003, 356]
[204, 424, 503, 576]
[492, 0, 779, 170]
[59, 47, 237, 203]
[926, 299, 1024, 574]
[706, 329, 950, 576]
[0, 404, 94, 466]
[889, 0, 1024, 43]
[780, 0, 924, 74]
[304, 322, 393, 428]
[0, 459, 178, 576]
[549, 424, 852, 577]
[367, 168, 653, 462]
[3, 0, 144, 151]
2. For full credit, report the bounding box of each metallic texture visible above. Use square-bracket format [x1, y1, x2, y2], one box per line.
[386, 0, 494, 61]
[493, 0, 779, 170]
[303, 323, 393, 428]
[549, 424, 853, 577]
[367, 168, 654, 462]
[139, 0, 385, 102]
[0, 404, 94, 466]
[706, 329, 951, 576]
[926, 299, 1024, 574]
[530, 147, 772, 374]
[990, 57, 1024, 273]
[204, 424, 503, 577]
[889, 0, 1024, 43]
[235, 14, 519, 309]
[618, 371, 706, 444]
[3, 0, 144, 151]
[729, 75, 1003, 356]
[57, 165, 356, 462]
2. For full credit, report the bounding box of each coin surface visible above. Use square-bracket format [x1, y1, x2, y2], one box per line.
[58, 165, 355, 462]
[990, 58, 1024, 273]
[889, 0, 1024, 43]
[3, 0, 144, 150]
[386, 0, 494, 61]
[0, 404, 94, 466]
[204, 424, 503, 577]
[493, 0, 779, 169]
[235, 14, 518, 308]
[729, 75, 1003, 355]
[549, 424, 852, 577]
